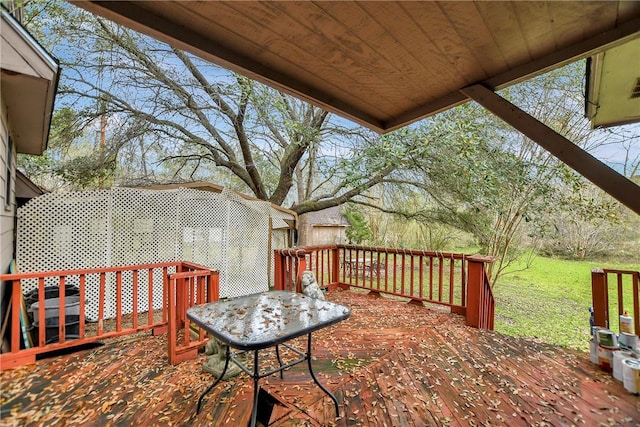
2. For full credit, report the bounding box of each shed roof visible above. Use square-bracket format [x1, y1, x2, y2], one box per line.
[306, 206, 350, 227]
[133, 181, 297, 228]
[73, 1, 640, 133]
[15, 169, 45, 199]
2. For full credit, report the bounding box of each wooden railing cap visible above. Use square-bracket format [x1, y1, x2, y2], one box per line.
[464, 254, 497, 263]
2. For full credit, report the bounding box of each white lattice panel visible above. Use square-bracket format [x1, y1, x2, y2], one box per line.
[17, 187, 282, 319]
[17, 191, 112, 320]
[211, 188, 271, 298]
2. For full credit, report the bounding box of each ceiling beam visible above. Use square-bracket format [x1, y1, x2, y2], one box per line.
[460, 83, 640, 216]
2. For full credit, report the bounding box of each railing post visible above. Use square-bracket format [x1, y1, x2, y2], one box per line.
[296, 256, 307, 293]
[175, 264, 185, 327]
[274, 250, 284, 291]
[330, 246, 340, 290]
[466, 260, 483, 329]
[208, 270, 219, 302]
[591, 268, 608, 329]
[633, 272, 640, 336]
[167, 274, 178, 365]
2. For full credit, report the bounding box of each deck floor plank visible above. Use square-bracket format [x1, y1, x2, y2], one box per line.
[1, 290, 638, 426]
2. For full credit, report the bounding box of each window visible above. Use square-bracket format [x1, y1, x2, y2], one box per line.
[631, 77, 640, 99]
[5, 134, 13, 210]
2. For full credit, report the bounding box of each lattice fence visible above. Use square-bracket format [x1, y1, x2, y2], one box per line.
[17, 187, 292, 320]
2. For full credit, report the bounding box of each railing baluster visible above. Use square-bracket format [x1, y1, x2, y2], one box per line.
[37, 277, 45, 347]
[617, 273, 624, 319]
[355, 249, 360, 286]
[398, 252, 403, 294]
[461, 257, 467, 307]
[317, 250, 321, 283]
[79, 274, 86, 339]
[392, 253, 397, 293]
[367, 249, 373, 288]
[163, 267, 169, 322]
[418, 255, 424, 299]
[429, 257, 434, 300]
[438, 257, 444, 303]
[376, 251, 381, 291]
[409, 254, 415, 298]
[11, 280, 20, 352]
[116, 271, 122, 332]
[59, 276, 66, 344]
[148, 268, 154, 326]
[98, 273, 105, 335]
[449, 257, 455, 305]
[132, 270, 139, 329]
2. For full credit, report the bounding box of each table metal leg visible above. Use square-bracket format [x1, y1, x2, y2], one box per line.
[196, 345, 231, 414]
[306, 333, 340, 417]
[250, 349, 260, 427]
[275, 344, 284, 379]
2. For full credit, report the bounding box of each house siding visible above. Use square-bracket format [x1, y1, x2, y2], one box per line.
[0, 97, 15, 276]
[1, 97, 16, 327]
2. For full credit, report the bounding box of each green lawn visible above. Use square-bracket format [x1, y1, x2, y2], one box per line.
[494, 256, 639, 353]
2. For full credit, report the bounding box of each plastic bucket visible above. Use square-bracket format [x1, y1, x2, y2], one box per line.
[622, 358, 640, 394]
[613, 351, 633, 381]
[619, 333, 638, 351]
[597, 329, 618, 348]
[589, 340, 598, 364]
[33, 315, 80, 344]
[30, 296, 81, 320]
[620, 314, 633, 334]
[597, 345, 617, 373]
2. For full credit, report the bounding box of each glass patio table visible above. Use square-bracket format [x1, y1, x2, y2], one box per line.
[187, 290, 351, 427]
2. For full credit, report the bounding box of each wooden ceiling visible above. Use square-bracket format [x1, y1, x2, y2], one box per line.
[72, 1, 640, 133]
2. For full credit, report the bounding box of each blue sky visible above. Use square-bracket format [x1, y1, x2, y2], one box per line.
[589, 123, 639, 176]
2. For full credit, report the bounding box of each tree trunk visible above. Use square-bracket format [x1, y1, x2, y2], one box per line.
[296, 213, 312, 246]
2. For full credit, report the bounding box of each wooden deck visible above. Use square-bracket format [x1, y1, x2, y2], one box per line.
[1, 289, 638, 426]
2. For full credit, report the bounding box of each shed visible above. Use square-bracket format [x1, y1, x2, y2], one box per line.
[298, 206, 349, 246]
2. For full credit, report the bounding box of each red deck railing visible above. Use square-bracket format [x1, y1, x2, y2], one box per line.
[167, 264, 219, 365]
[0, 262, 218, 370]
[591, 268, 640, 336]
[274, 245, 496, 330]
[2, 245, 496, 371]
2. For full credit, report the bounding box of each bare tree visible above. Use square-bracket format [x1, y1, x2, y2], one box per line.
[26, 3, 416, 218]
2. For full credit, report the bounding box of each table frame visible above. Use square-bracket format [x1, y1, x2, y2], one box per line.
[195, 334, 337, 426]
[187, 291, 350, 426]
